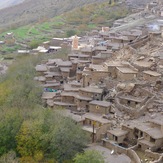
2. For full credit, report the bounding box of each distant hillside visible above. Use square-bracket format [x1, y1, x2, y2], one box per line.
[0, 1, 130, 53]
[0, 0, 107, 30]
[0, 0, 24, 9]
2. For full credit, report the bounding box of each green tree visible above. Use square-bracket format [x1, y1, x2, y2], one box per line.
[0, 109, 23, 156]
[41, 110, 89, 163]
[66, 30, 76, 37]
[29, 40, 41, 49]
[73, 150, 105, 163]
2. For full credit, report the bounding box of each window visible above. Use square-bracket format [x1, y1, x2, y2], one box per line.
[127, 101, 131, 105]
[150, 137, 155, 142]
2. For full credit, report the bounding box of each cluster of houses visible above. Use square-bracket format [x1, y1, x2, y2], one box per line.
[34, 1, 163, 162]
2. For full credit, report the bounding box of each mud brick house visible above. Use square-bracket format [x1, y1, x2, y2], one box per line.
[82, 64, 109, 87]
[118, 95, 146, 108]
[89, 64, 108, 84]
[42, 92, 59, 107]
[68, 53, 79, 61]
[53, 91, 77, 110]
[75, 87, 104, 110]
[35, 64, 47, 76]
[81, 47, 95, 57]
[44, 72, 62, 82]
[82, 113, 111, 142]
[89, 100, 112, 115]
[104, 61, 123, 79]
[94, 46, 107, 55]
[92, 50, 113, 65]
[143, 70, 161, 81]
[106, 129, 128, 144]
[116, 67, 138, 81]
[124, 120, 163, 152]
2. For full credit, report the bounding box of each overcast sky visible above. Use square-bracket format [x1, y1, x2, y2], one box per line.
[0, 0, 24, 9]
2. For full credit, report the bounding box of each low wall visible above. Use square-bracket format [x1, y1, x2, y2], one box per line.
[153, 155, 163, 163]
[145, 150, 162, 160]
[104, 141, 141, 163]
[127, 149, 141, 163]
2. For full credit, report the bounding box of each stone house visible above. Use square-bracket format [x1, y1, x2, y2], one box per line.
[94, 46, 107, 55]
[118, 95, 146, 108]
[81, 47, 95, 57]
[143, 70, 161, 82]
[116, 67, 138, 81]
[92, 50, 113, 65]
[82, 113, 111, 142]
[121, 120, 163, 152]
[82, 64, 109, 87]
[89, 100, 112, 115]
[75, 87, 103, 110]
[35, 64, 47, 76]
[104, 61, 123, 79]
[106, 129, 128, 144]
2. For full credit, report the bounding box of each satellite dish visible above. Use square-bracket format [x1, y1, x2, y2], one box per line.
[111, 150, 114, 155]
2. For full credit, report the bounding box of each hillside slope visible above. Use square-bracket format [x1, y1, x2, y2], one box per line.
[0, 0, 107, 29]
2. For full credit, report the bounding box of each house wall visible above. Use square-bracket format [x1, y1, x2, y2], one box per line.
[92, 71, 109, 84]
[89, 104, 110, 114]
[155, 138, 163, 150]
[61, 96, 74, 103]
[96, 123, 111, 141]
[107, 132, 126, 144]
[84, 118, 102, 128]
[79, 90, 102, 100]
[61, 71, 69, 79]
[119, 98, 140, 108]
[116, 70, 137, 81]
[92, 58, 105, 64]
[82, 74, 92, 87]
[143, 74, 160, 82]
[108, 67, 117, 78]
[76, 72, 82, 82]
[75, 99, 90, 109]
[122, 125, 135, 140]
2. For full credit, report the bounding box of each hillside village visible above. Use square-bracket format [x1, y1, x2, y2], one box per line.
[0, 0, 163, 163]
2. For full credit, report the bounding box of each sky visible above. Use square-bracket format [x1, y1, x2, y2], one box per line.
[0, 0, 24, 9]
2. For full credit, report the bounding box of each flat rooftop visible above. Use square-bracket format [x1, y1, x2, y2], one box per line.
[116, 67, 138, 74]
[80, 87, 103, 94]
[143, 70, 161, 77]
[108, 129, 128, 137]
[89, 100, 111, 107]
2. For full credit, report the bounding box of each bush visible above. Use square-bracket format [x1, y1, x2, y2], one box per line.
[66, 30, 76, 37]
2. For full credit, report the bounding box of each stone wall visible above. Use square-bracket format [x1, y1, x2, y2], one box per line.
[103, 141, 141, 163]
[145, 150, 162, 160]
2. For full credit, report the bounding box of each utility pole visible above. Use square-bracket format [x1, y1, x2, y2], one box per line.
[92, 121, 96, 143]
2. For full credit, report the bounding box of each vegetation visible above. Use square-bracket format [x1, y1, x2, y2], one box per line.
[0, 55, 89, 162]
[74, 150, 105, 163]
